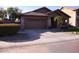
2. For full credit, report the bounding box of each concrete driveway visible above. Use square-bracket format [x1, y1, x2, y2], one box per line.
[21, 29, 79, 44]
[0, 29, 79, 52]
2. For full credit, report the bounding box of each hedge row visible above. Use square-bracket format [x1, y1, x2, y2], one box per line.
[64, 27, 79, 32]
[0, 24, 20, 35]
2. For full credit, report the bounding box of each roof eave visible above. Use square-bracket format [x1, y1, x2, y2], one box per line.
[21, 14, 48, 17]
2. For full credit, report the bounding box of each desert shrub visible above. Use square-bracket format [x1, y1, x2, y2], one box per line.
[0, 24, 20, 35]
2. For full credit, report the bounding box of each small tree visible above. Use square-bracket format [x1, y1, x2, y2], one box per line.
[0, 8, 7, 20]
[7, 7, 21, 21]
[54, 16, 64, 28]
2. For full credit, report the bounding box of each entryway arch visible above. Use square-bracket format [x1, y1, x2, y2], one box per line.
[47, 9, 70, 29]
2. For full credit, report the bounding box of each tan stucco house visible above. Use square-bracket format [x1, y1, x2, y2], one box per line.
[20, 7, 70, 29]
[61, 7, 79, 27]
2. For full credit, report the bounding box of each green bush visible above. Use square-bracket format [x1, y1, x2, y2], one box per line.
[0, 24, 20, 35]
[64, 27, 79, 32]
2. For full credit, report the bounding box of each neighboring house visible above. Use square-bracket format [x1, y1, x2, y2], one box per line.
[21, 7, 70, 29]
[61, 7, 79, 27]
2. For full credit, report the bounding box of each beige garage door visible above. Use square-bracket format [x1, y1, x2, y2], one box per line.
[24, 19, 47, 29]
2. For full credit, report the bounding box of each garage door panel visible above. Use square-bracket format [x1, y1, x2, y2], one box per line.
[24, 19, 47, 29]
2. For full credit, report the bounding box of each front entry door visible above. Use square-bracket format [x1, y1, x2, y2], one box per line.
[51, 17, 57, 28]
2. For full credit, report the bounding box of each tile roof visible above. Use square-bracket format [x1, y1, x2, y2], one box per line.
[22, 7, 70, 17]
[61, 7, 79, 10]
[33, 7, 52, 13]
[23, 12, 48, 16]
[47, 9, 71, 18]
[22, 7, 52, 16]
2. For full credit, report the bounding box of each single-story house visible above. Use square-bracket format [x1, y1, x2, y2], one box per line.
[20, 7, 70, 29]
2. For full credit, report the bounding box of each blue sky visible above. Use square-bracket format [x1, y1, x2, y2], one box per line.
[18, 6, 79, 13]
[18, 6, 61, 13]
[2, 6, 79, 13]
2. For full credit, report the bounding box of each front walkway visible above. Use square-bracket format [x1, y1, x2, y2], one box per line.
[0, 29, 79, 49]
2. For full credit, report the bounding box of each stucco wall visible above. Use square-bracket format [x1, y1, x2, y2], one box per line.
[47, 16, 51, 28]
[20, 16, 25, 29]
[61, 8, 76, 26]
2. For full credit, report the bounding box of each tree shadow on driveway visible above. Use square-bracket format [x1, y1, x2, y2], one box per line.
[0, 29, 64, 43]
[0, 32, 39, 42]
